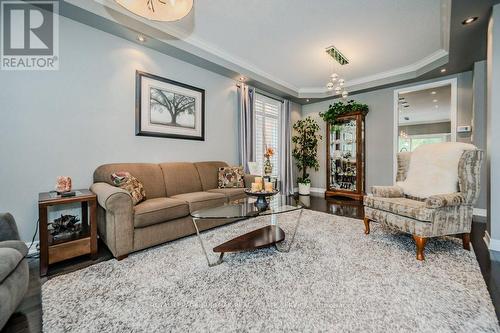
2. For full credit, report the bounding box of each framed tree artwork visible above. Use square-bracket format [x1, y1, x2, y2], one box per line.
[135, 71, 205, 140]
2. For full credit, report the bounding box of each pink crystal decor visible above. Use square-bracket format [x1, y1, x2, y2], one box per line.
[56, 176, 72, 193]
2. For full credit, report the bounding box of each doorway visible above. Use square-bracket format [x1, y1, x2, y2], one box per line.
[393, 78, 457, 179]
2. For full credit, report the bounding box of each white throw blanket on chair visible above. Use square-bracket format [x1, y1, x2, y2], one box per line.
[396, 142, 476, 199]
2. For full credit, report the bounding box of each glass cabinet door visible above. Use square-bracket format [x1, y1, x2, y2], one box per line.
[329, 118, 357, 191]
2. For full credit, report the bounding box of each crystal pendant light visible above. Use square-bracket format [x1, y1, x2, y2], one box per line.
[327, 82, 334, 90]
[115, 0, 193, 22]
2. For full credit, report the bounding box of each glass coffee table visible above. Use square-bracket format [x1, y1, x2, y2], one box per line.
[190, 195, 303, 267]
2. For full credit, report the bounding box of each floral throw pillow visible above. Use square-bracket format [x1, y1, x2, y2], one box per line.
[111, 172, 146, 205]
[218, 167, 245, 188]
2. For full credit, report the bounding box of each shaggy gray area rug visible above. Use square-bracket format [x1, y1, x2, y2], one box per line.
[42, 210, 499, 332]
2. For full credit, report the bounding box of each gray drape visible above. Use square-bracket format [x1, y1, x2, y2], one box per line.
[280, 100, 294, 195]
[238, 84, 255, 173]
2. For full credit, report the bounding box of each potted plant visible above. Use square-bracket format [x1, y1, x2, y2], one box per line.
[292, 117, 322, 195]
[319, 99, 368, 124]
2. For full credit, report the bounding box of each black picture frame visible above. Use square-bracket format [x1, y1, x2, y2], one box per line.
[135, 70, 205, 141]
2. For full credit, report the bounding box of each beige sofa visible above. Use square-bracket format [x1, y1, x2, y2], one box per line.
[90, 161, 254, 259]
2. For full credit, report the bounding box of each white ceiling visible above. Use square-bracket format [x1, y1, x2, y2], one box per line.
[66, 0, 450, 97]
[398, 85, 451, 125]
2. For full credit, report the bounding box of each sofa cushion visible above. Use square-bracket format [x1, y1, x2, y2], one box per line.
[134, 198, 189, 228]
[160, 162, 203, 197]
[171, 192, 227, 212]
[207, 188, 247, 201]
[94, 163, 166, 199]
[194, 161, 229, 190]
[0, 247, 24, 283]
[364, 196, 434, 222]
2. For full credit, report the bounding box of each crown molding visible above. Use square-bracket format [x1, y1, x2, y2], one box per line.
[64, 0, 452, 99]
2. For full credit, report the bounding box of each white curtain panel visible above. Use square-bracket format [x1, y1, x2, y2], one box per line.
[237, 84, 255, 173]
[280, 100, 294, 195]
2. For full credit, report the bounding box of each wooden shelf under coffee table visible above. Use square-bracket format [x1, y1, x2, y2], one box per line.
[190, 195, 303, 267]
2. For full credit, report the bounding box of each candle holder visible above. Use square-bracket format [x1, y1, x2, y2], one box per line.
[244, 188, 280, 211]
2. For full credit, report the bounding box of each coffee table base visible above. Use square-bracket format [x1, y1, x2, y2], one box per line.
[192, 209, 303, 267]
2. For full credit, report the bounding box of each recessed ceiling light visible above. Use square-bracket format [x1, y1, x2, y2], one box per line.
[462, 17, 478, 25]
[137, 35, 146, 42]
[433, 99, 438, 103]
[306, 99, 310, 102]
[431, 91, 437, 95]
[440, 68, 447, 73]
[435, 105, 439, 108]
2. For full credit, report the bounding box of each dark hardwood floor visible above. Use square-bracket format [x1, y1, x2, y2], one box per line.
[2, 196, 499, 332]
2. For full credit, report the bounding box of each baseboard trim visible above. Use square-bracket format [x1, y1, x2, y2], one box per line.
[489, 236, 500, 252]
[310, 187, 326, 194]
[473, 208, 487, 217]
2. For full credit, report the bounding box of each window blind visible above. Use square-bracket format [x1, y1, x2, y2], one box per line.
[254, 93, 281, 178]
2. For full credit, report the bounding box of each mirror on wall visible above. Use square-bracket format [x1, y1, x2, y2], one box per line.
[396, 81, 456, 153]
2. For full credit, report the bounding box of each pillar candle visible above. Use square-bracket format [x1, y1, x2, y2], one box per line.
[264, 182, 273, 192]
[255, 177, 262, 185]
[251, 182, 262, 192]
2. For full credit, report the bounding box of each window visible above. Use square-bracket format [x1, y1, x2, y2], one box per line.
[254, 93, 281, 178]
[398, 133, 451, 152]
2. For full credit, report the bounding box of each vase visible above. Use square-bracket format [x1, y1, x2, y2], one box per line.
[264, 158, 272, 176]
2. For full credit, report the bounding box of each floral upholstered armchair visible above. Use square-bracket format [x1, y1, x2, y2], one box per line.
[363, 143, 483, 260]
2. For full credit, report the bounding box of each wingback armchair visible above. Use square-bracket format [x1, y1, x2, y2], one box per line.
[363, 144, 483, 260]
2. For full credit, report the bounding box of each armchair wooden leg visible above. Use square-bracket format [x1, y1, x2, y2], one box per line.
[363, 217, 370, 235]
[462, 233, 471, 251]
[412, 235, 427, 261]
[116, 254, 128, 261]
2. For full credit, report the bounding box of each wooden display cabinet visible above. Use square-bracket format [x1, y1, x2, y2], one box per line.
[325, 110, 368, 201]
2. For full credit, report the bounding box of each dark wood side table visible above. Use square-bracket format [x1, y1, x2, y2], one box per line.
[38, 189, 97, 276]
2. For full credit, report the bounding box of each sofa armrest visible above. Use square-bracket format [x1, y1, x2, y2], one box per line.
[425, 193, 465, 209]
[371, 186, 404, 198]
[0, 213, 20, 242]
[90, 182, 132, 211]
[244, 174, 258, 188]
[0, 240, 28, 256]
[90, 182, 134, 258]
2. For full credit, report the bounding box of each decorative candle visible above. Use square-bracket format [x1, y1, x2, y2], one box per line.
[264, 182, 273, 192]
[251, 182, 262, 192]
[255, 177, 262, 185]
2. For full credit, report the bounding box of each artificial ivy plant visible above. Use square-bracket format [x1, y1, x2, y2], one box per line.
[319, 99, 368, 124]
[292, 116, 322, 184]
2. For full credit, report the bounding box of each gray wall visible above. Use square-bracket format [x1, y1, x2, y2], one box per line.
[472, 60, 488, 214]
[0, 17, 240, 242]
[398, 122, 451, 136]
[302, 71, 475, 198]
[487, 5, 500, 245]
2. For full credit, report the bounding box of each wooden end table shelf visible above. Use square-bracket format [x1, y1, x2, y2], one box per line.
[38, 189, 97, 276]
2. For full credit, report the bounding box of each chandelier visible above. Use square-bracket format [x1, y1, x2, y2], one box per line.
[325, 45, 349, 98]
[115, 0, 193, 22]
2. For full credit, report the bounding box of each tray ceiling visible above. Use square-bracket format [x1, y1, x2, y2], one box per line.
[64, 0, 450, 98]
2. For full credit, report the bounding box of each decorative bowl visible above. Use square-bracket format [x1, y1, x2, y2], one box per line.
[244, 189, 280, 210]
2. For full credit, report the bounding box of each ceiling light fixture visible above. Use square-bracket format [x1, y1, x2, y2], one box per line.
[462, 16, 478, 25]
[325, 45, 349, 97]
[431, 91, 436, 95]
[306, 99, 310, 102]
[137, 35, 146, 42]
[433, 99, 438, 103]
[115, 0, 193, 22]
[440, 68, 447, 73]
[238, 76, 247, 82]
